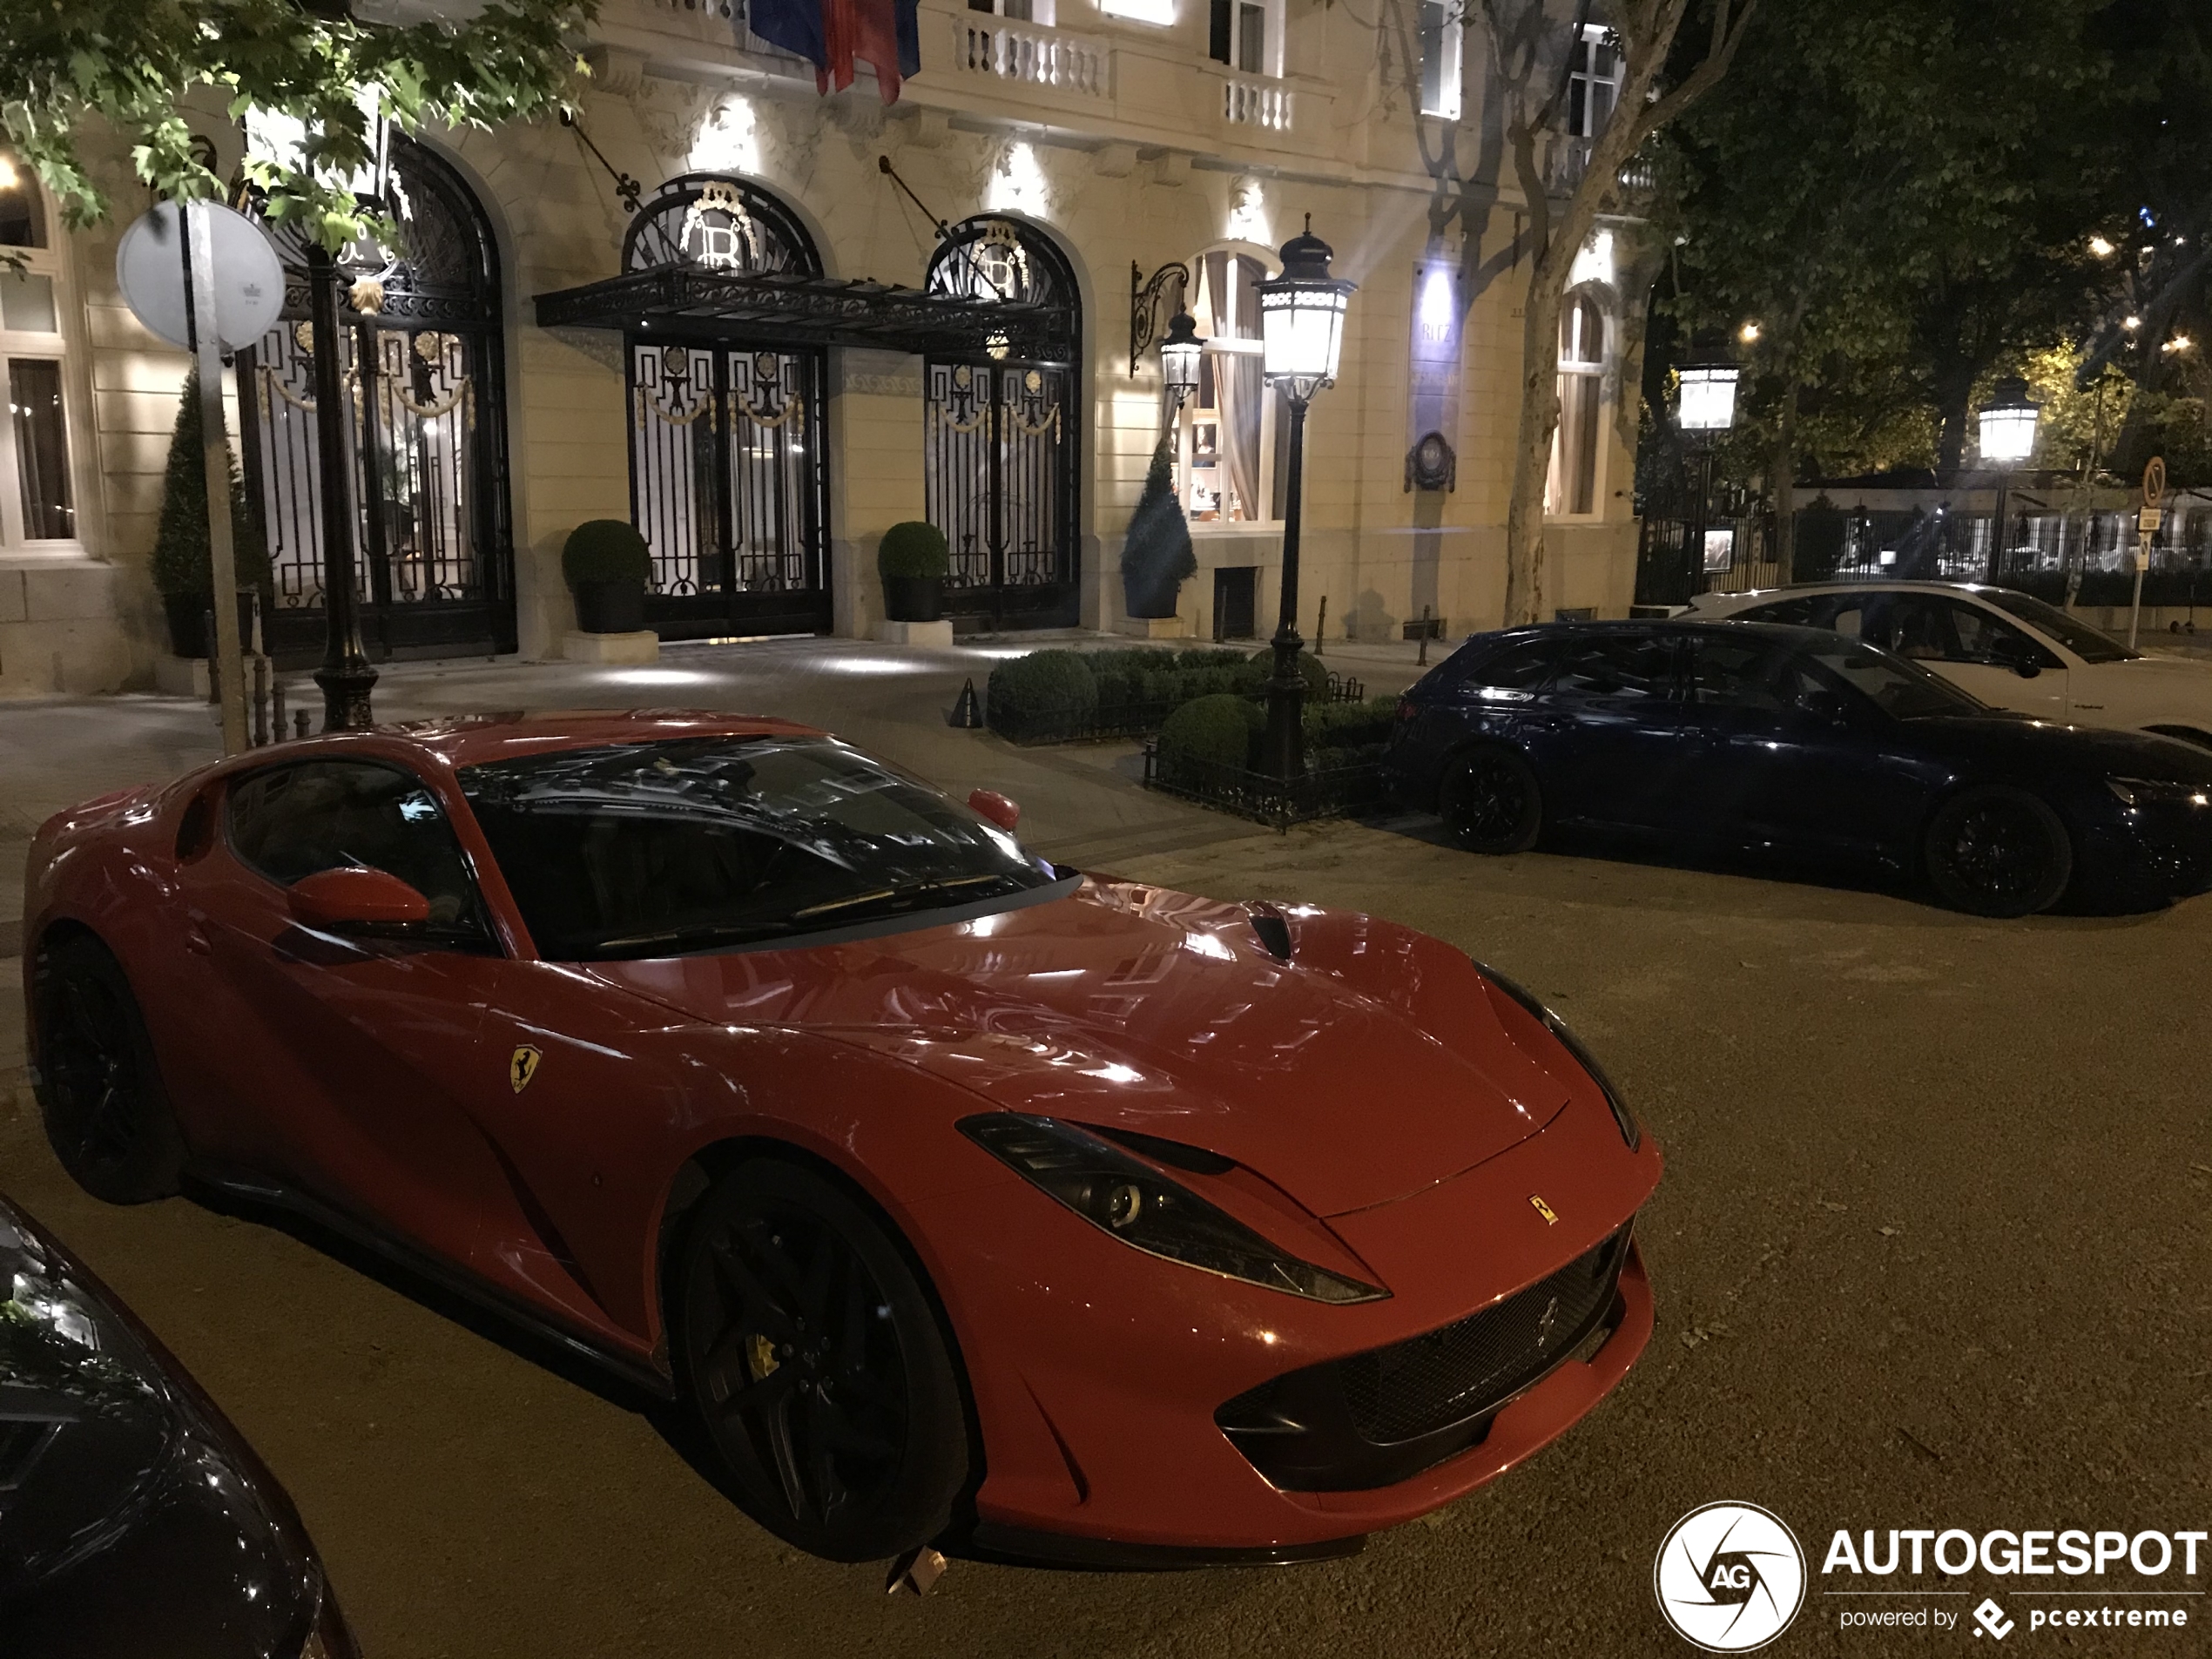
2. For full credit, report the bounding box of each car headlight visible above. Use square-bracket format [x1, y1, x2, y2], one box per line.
[1474, 961, 1641, 1150]
[958, 1114, 1386, 1304]
[2107, 776, 2211, 808]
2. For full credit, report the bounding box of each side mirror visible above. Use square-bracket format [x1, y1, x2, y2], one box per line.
[968, 788, 1022, 833]
[2012, 661, 2042, 679]
[289, 865, 431, 929]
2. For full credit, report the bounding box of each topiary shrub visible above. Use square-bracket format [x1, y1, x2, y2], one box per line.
[878, 520, 951, 579]
[562, 519, 651, 589]
[1240, 648, 1331, 699]
[986, 649, 1098, 739]
[1121, 440, 1197, 619]
[1157, 692, 1264, 779]
[1305, 694, 1401, 761]
[151, 369, 269, 600]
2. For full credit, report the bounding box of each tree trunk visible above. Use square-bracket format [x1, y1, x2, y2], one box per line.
[1505, 246, 1568, 625]
[1770, 377, 1799, 582]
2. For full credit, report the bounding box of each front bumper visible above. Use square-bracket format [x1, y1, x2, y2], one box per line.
[916, 1087, 1660, 1554]
[2079, 796, 2212, 901]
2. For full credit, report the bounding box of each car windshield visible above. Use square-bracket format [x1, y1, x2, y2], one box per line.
[1802, 637, 1988, 720]
[458, 735, 1066, 960]
[1979, 588, 2139, 663]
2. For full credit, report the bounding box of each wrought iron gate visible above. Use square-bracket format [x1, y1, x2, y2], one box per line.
[925, 217, 1081, 630]
[925, 361, 1074, 624]
[236, 136, 514, 666]
[629, 341, 829, 637]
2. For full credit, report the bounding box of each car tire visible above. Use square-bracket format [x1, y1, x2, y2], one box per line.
[1924, 786, 2074, 917]
[1438, 745, 1543, 854]
[673, 1158, 971, 1562]
[32, 934, 185, 1204]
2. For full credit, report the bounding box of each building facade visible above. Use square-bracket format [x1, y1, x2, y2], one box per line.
[0, 0, 1642, 693]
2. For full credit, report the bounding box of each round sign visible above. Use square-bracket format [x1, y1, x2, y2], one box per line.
[1653, 1501, 1806, 1652]
[2143, 455, 2166, 510]
[115, 201, 286, 354]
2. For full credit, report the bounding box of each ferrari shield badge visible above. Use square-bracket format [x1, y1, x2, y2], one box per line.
[1528, 1193, 1559, 1225]
[509, 1045, 543, 1094]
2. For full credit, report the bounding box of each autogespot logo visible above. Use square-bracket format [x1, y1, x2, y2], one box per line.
[1655, 1502, 1809, 1652]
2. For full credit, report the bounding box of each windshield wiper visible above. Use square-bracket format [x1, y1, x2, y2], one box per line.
[590, 919, 806, 954]
[792, 870, 1022, 921]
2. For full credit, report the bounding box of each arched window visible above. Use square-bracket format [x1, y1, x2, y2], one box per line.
[923, 216, 1081, 628]
[239, 136, 515, 660]
[0, 151, 78, 546]
[1547, 292, 1607, 517]
[1174, 248, 1287, 526]
[616, 174, 832, 638]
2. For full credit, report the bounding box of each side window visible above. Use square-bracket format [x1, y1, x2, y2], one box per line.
[1886, 596, 1953, 662]
[1457, 637, 1561, 696]
[1737, 597, 1821, 626]
[226, 761, 484, 931]
[1687, 637, 1789, 711]
[1552, 633, 1676, 701]
[1943, 601, 2061, 669]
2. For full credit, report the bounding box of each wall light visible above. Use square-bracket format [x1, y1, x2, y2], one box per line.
[1738, 320, 1762, 345]
[2088, 234, 2115, 258]
[689, 97, 761, 176]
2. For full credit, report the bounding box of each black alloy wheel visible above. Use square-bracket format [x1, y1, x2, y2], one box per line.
[675, 1160, 970, 1562]
[1439, 746, 1543, 854]
[1924, 785, 2074, 917]
[32, 934, 185, 1204]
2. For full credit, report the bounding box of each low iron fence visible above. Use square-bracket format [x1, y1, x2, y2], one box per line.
[989, 670, 1366, 747]
[1141, 743, 1388, 829]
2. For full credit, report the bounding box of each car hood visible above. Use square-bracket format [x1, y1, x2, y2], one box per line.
[1903, 713, 2212, 779]
[585, 880, 1579, 1217]
[0, 1197, 323, 1658]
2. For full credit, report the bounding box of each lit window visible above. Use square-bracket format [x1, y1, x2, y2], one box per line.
[1566, 24, 1621, 137]
[0, 151, 77, 547]
[1546, 293, 1606, 517]
[1419, 0, 1463, 119]
[1209, 0, 1275, 73]
[1174, 250, 1290, 526]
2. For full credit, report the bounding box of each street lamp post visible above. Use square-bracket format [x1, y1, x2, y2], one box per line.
[1674, 354, 1739, 602]
[1977, 376, 2040, 585]
[1254, 219, 1355, 781]
[306, 244, 378, 730]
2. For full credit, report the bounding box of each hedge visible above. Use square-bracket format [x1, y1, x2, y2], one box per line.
[1156, 692, 1264, 773]
[985, 649, 1098, 739]
[563, 519, 651, 588]
[879, 520, 951, 579]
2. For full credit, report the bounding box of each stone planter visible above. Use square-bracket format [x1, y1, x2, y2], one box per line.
[572, 578, 646, 635]
[882, 575, 944, 623]
[161, 590, 257, 658]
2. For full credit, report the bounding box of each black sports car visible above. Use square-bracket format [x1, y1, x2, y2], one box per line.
[0, 1191, 358, 1657]
[1384, 620, 2212, 915]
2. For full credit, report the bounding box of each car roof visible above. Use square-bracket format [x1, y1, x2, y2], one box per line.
[1708, 580, 2007, 600]
[285, 710, 829, 771]
[1477, 618, 1840, 646]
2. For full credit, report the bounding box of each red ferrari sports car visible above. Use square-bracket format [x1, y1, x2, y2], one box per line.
[23, 712, 1659, 1567]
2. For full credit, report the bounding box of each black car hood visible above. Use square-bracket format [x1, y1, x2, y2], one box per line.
[1899, 713, 2212, 780]
[0, 1197, 322, 1659]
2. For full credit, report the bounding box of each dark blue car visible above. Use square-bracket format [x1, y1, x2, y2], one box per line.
[1383, 620, 2212, 916]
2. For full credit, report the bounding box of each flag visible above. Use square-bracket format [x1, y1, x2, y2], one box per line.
[744, 0, 921, 105]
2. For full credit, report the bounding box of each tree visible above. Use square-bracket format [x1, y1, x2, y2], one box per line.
[151, 368, 269, 601]
[0, 0, 593, 251]
[1479, 0, 1758, 624]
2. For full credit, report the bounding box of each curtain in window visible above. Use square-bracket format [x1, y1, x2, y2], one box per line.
[1199, 251, 1264, 523]
[1546, 293, 1605, 516]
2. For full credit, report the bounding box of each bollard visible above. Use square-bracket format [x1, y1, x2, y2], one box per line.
[1314, 596, 1327, 658]
[1417, 604, 1433, 667]
[294, 708, 311, 740]
[272, 678, 287, 742]
[204, 608, 219, 705]
[252, 656, 269, 746]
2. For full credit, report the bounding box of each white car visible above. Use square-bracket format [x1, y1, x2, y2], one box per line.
[1692, 581, 2212, 749]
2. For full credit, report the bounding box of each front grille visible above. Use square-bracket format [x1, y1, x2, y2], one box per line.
[1342, 1227, 1629, 1442]
[1214, 1224, 1634, 1492]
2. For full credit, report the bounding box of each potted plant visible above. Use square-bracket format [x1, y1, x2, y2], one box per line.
[879, 521, 950, 622]
[1121, 439, 1197, 620]
[151, 370, 271, 658]
[563, 519, 652, 634]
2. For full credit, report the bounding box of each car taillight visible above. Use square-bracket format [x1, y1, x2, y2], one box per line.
[1396, 698, 1418, 721]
